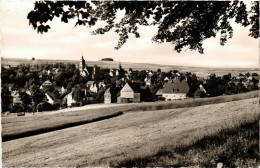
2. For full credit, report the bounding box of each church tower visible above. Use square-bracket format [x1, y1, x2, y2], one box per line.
[119, 61, 122, 70]
[79, 56, 85, 73]
[79, 53, 88, 77]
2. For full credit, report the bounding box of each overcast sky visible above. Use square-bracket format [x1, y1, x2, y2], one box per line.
[1, 1, 259, 68]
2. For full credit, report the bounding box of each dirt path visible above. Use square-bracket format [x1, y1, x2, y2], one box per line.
[2, 98, 258, 167]
[2, 103, 135, 117]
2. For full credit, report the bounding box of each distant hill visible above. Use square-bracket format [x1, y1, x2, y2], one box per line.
[1, 57, 259, 77]
[101, 58, 114, 61]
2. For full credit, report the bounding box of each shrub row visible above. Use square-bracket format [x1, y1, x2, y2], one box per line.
[130, 91, 259, 112]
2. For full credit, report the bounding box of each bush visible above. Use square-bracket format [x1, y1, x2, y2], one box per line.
[71, 102, 82, 107]
[52, 102, 61, 110]
[82, 100, 96, 105]
[37, 102, 52, 112]
[11, 104, 24, 113]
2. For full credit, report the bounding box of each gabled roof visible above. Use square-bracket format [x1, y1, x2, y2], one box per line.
[156, 88, 163, 96]
[163, 80, 190, 94]
[42, 80, 52, 86]
[128, 82, 141, 93]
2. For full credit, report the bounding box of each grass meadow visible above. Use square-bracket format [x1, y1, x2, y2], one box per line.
[2, 90, 258, 141]
[2, 97, 258, 167]
[110, 116, 259, 167]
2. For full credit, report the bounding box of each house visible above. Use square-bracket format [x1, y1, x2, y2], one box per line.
[86, 81, 99, 93]
[148, 71, 153, 77]
[13, 96, 23, 105]
[109, 70, 114, 77]
[164, 77, 169, 83]
[45, 93, 54, 104]
[117, 83, 141, 103]
[98, 81, 106, 88]
[162, 79, 190, 100]
[104, 88, 112, 104]
[87, 81, 95, 87]
[66, 92, 76, 107]
[45, 91, 62, 105]
[41, 80, 54, 92]
[61, 86, 67, 94]
[42, 80, 53, 86]
[144, 76, 152, 86]
[89, 83, 98, 93]
[155, 88, 163, 98]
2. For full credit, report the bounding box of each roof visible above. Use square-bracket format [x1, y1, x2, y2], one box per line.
[156, 89, 163, 96]
[87, 81, 95, 85]
[162, 80, 190, 94]
[128, 82, 141, 93]
[42, 80, 52, 86]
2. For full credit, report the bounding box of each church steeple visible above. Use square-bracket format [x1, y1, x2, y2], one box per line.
[79, 52, 87, 76]
[119, 61, 122, 70]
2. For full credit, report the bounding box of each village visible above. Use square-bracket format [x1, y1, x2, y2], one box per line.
[1, 56, 259, 115]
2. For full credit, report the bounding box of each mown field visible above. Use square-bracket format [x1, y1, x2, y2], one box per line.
[2, 97, 259, 167]
[111, 117, 259, 167]
[2, 91, 258, 141]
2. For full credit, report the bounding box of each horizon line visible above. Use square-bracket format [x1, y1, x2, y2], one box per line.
[1, 56, 259, 70]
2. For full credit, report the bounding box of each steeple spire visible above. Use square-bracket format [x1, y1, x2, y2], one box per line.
[119, 61, 122, 70]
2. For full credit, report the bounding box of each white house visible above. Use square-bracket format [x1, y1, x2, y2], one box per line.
[45, 93, 54, 104]
[144, 76, 152, 86]
[162, 79, 190, 100]
[104, 88, 112, 104]
[42, 80, 53, 87]
[66, 92, 76, 107]
[164, 77, 169, 83]
[117, 83, 141, 103]
[89, 83, 98, 93]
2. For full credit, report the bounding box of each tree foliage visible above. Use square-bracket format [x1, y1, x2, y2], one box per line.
[28, 1, 259, 53]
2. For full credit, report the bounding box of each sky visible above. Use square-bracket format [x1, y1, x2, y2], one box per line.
[0, 1, 259, 68]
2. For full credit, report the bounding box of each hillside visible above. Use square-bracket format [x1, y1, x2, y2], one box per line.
[2, 97, 259, 167]
[1, 57, 258, 77]
[2, 91, 258, 141]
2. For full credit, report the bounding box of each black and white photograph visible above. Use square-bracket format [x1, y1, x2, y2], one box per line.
[1, 1, 259, 167]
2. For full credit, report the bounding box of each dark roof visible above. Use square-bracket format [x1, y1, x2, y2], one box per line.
[86, 67, 94, 75]
[194, 89, 204, 97]
[46, 91, 60, 100]
[163, 80, 190, 93]
[128, 82, 141, 93]
[105, 86, 122, 95]
[156, 89, 163, 95]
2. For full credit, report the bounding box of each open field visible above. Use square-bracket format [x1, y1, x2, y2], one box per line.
[2, 91, 258, 141]
[2, 97, 259, 167]
[2, 57, 258, 77]
[112, 118, 259, 167]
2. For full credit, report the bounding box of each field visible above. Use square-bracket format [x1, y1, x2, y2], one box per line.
[111, 118, 259, 167]
[2, 57, 259, 77]
[2, 91, 258, 141]
[2, 97, 259, 167]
